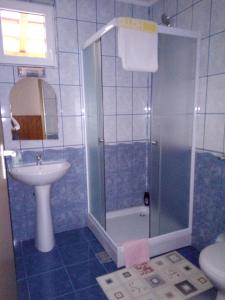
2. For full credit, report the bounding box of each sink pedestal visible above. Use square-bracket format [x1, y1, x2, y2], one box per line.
[35, 185, 55, 252]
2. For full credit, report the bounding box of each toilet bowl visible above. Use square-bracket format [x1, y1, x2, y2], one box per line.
[199, 242, 225, 300]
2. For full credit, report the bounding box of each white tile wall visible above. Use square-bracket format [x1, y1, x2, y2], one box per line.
[55, 0, 76, 19]
[117, 115, 132, 142]
[57, 18, 78, 53]
[210, 0, 225, 35]
[204, 115, 225, 152]
[117, 87, 132, 114]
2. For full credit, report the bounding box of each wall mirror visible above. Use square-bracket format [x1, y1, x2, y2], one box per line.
[10, 78, 58, 140]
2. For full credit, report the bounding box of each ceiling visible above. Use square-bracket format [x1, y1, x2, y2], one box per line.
[116, 0, 158, 7]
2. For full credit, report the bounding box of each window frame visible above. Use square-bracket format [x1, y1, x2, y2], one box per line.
[0, 0, 56, 66]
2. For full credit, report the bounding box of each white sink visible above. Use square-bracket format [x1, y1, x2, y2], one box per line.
[10, 160, 71, 186]
[9, 160, 71, 253]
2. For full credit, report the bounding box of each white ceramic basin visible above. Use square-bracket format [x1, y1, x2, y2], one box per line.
[9, 160, 71, 253]
[10, 160, 70, 186]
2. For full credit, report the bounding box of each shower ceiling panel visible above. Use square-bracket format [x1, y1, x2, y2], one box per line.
[116, 0, 158, 7]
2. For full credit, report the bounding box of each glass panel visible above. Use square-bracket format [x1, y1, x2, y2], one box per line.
[150, 34, 197, 236]
[83, 42, 106, 229]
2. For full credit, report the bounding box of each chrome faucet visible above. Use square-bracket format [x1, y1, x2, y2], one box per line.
[36, 153, 42, 165]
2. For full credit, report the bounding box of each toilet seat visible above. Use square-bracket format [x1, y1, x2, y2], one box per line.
[199, 242, 225, 284]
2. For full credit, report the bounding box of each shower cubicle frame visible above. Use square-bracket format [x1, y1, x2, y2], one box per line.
[82, 18, 201, 267]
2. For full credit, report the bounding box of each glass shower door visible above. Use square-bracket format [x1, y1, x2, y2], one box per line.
[83, 41, 106, 229]
[150, 33, 197, 237]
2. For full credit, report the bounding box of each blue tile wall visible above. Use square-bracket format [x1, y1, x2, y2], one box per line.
[105, 142, 147, 211]
[192, 152, 225, 250]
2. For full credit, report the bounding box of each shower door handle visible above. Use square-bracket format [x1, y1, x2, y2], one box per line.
[98, 138, 104, 143]
[151, 140, 158, 145]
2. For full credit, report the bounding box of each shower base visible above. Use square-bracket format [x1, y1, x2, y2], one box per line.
[88, 206, 191, 267]
[106, 206, 149, 245]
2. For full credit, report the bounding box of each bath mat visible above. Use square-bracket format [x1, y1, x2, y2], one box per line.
[97, 251, 213, 300]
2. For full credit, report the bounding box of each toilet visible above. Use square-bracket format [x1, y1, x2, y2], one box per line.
[199, 242, 225, 300]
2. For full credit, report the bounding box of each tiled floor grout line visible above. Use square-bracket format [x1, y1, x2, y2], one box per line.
[57, 248, 77, 296]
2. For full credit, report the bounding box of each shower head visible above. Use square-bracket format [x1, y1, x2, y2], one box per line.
[161, 13, 171, 27]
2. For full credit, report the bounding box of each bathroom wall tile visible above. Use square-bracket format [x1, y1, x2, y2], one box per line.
[56, 0, 77, 19]
[204, 115, 225, 153]
[115, 1, 132, 17]
[105, 171, 118, 211]
[177, 7, 193, 30]
[104, 116, 116, 143]
[0, 65, 14, 83]
[31, 0, 54, 5]
[103, 87, 116, 115]
[43, 148, 64, 161]
[164, 0, 177, 17]
[20, 140, 43, 150]
[45, 67, 60, 85]
[97, 0, 114, 24]
[193, 152, 225, 250]
[43, 117, 64, 148]
[20, 150, 42, 164]
[133, 142, 147, 172]
[117, 143, 133, 172]
[206, 74, 225, 113]
[0, 83, 13, 117]
[133, 72, 149, 88]
[100, 28, 116, 56]
[210, 0, 225, 35]
[63, 116, 83, 146]
[61, 85, 81, 115]
[132, 5, 149, 20]
[195, 114, 204, 149]
[116, 169, 133, 199]
[116, 58, 132, 87]
[133, 88, 148, 114]
[199, 38, 209, 77]
[132, 172, 146, 195]
[197, 77, 207, 114]
[104, 144, 117, 174]
[50, 84, 61, 114]
[57, 18, 78, 53]
[208, 31, 225, 75]
[192, 0, 211, 38]
[177, 0, 193, 13]
[77, 0, 96, 22]
[59, 53, 80, 85]
[117, 115, 132, 142]
[102, 56, 116, 86]
[78, 21, 97, 50]
[133, 115, 147, 141]
[152, 0, 164, 24]
[117, 87, 132, 114]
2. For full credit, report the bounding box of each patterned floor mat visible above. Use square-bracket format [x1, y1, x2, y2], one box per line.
[97, 251, 213, 300]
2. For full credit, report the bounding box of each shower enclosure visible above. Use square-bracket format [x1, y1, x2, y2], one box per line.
[82, 18, 200, 267]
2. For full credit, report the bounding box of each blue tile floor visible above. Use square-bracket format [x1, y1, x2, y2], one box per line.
[15, 227, 217, 300]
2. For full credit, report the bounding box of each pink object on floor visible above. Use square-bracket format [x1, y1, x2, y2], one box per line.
[123, 239, 149, 268]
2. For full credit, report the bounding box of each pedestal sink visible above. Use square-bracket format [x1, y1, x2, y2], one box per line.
[10, 160, 71, 252]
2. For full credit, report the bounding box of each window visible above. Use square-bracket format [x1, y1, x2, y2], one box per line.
[0, 0, 56, 66]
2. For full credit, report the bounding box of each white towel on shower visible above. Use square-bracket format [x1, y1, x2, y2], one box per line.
[118, 21, 158, 72]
